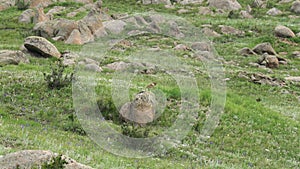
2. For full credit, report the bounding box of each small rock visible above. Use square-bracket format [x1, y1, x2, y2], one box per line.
[240, 10, 253, 18]
[252, 42, 276, 55]
[219, 25, 245, 36]
[201, 27, 221, 37]
[265, 54, 279, 68]
[62, 52, 79, 66]
[33, 6, 49, 24]
[266, 8, 283, 16]
[191, 42, 212, 51]
[142, 0, 171, 5]
[24, 36, 61, 58]
[291, 51, 300, 58]
[177, 9, 190, 14]
[0, 50, 29, 66]
[174, 44, 190, 51]
[19, 9, 35, 23]
[297, 32, 300, 37]
[291, 0, 300, 14]
[239, 47, 256, 56]
[275, 25, 295, 38]
[46, 6, 66, 16]
[285, 76, 300, 82]
[65, 29, 83, 45]
[251, 0, 265, 8]
[198, 6, 214, 15]
[208, 0, 241, 11]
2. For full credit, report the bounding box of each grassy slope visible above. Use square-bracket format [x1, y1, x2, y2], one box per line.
[0, 0, 299, 168]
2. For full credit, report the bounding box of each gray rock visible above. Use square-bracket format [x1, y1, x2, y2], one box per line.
[191, 42, 212, 51]
[252, 42, 276, 55]
[0, 0, 14, 11]
[201, 27, 220, 37]
[24, 36, 61, 58]
[240, 10, 253, 19]
[291, 51, 300, 59]
[142, 0, 171, 5]
[208, 0, 241, 11]
[0, 50, 29, 66]
[177, 0, 204, 5]
[198, 6, 214, 15]
[266, 8, 283, 16]
[285, 76, 300, 82]
[62, 52, 79, 66]
[46, 6, 66, 16]
[65, 29, 83, 45]
[275, 25, 295, 38]
[19, 9, 35, 24]
[291, 0, 300, 14]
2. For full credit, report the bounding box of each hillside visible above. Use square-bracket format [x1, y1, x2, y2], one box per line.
[0, 0, 299, 168]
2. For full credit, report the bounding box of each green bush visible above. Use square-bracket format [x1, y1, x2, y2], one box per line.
[43, 60, 74, 90]
[15, 0, 30, 10]
[41, 155, 67, 169]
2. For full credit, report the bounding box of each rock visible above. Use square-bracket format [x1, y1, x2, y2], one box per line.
[251, 0, 265, 8]
[105, 61, 133, 71]
[265, 54, 279, 68]
[103, 20, 127, 34]
[81, 13, 103, 34]
[240, 10, 253, 19]
[65, 29, 83, 45]
[279, 0, 292, 3]
[266, 8, 283, 16]
[252, 42, 276, 55]
[77, 20, 95, 43]
[201, 27, 221, 37]
[274, 25, 295, 38]
[291, 51, 300, 58]
[208, 0, 241, 11]
[119, 91, 156, 125]
[291, 0, 300, 14]
[191, 42, 212, 51]
[19, 9, 35, 24]
[33, 6, 49, 24]
[219, 25, 245, 36]
[177, 9, 190, 14]
[177, 0, 204, 5]
[239, 47, 256, 56]
[168, 21, 184, 38]
[297, 32, 300, 37]
[149, 14, 166, 24]
[29, 0, 53, 8]
[142, 0, 171, 5]
[46, 6, 66, 16]
[24, 36, 61, 58]
[198, 6, 214, 15]
[285, 76, 300, 82]
[174, 44, 190, 51]
[0, 50, 29, 66]
[248, 72, 284, 86]
[78, 58, 102, 72]
[62, 52, 79, 66]
[0, 150, 93, 169]
[0, 0, 14, 11]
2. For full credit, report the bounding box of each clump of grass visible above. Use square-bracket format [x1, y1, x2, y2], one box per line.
[43, 60, 74, 90]
[40, 154, 67, 169]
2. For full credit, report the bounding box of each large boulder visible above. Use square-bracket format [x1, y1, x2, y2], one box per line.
[0, 50, 29, 66]
[24, 36, 61, 58]
[120, 91, 157, 125]
[0, 150, 93, 169]
[208, 0, 242, 11]
[291, 0, 300, 14]
[274, 25, 295, 38]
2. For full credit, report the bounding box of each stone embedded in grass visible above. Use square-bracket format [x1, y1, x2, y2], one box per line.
[24, 36, 61, 58]
[274, 25, 295, 38]
[0, 50, 29, 66]
[252, 42, 277, 55]
[266, 8, 283, 16]
[0, 150, 93, 169]
[291, 0, 300, 14]
[208, 0, 242, 11]
[219, 25, 245, 36]
[119, 91, 157, 125]
[239, 47, 256, 56]
[18, 9, 35, 24]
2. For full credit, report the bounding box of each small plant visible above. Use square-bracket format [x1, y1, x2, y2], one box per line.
[41, 155, 67, 169]
[15, 0, 30, 10]
[43, 60, 74, 90]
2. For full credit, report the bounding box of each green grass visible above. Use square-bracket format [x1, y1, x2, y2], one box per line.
[0, 0, 299, 168]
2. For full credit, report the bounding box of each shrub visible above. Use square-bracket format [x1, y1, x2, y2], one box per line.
[43, 60, 74, 90]
[41, 155, 67, 169]
[15, 0, 30, 10]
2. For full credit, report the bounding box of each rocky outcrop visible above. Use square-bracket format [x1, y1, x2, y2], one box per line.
[24, 36, 61, 58]
[19, 9, 35, 24]
[0, 150, 93, 169]
[0, 50, 29, 66]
